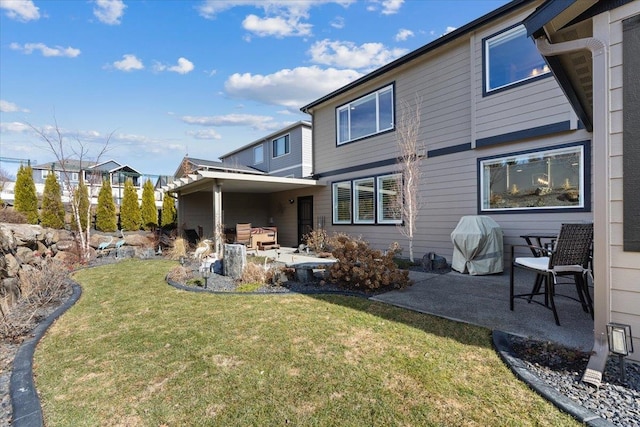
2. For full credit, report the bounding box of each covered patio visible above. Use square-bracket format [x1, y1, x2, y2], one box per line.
[163, 170, 324, 252]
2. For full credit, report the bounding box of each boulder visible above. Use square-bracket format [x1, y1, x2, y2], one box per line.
[55, 238, 76, 252]
[123, 233, 153, 247]
[16, 246, 36, 266]
[3, 253, 20, 277]
[0, 277, 21, 316]
[11, 224, 43, 247]
[0, 223, 17, 253]
[422, 252, 448, 272]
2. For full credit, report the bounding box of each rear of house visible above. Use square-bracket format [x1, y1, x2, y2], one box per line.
[302, 0, 592, 262]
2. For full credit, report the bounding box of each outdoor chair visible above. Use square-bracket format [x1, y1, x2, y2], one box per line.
[234, 223, 252, 246]
[510, 223, 593, 326]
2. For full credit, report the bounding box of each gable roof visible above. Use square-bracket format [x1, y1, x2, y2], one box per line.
[173, 156, 264, 178]
[301, 0, 531, 113]
[33, 159, 98, 172]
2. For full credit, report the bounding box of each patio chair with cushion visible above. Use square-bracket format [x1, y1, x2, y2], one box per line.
[509, 223, 593, 326]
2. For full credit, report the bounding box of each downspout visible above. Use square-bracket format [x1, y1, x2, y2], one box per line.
[534, 34, 610, 387]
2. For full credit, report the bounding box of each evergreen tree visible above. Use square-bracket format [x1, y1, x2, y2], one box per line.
[40, 171, 65, 228]
[96, 179, 117, 232]
[161, 192, 177, 227]
[14, 164, 39, 224]
[120, 178, 142, 231]
[72, 176, 90, 231]
[140, 179, 158, 230]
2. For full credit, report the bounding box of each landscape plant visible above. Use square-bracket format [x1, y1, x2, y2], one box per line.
[72, 176, 90, 231]
[40, 171, 65, 229]
[140, 179, 158, 230]
[32, 260, 579, 426]
[327, 233, 411, 290]
[120, 178, 142, 231]
[161, 193, 177, 227]
[95, 179, 117, 232]
[13, 164, 39, 224]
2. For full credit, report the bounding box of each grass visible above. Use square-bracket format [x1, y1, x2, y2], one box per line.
[34, 259, 579, 426]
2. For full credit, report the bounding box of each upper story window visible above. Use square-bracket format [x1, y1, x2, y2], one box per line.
[336, 84, 394, 145]
[483, 24, 550, 95]
[272, 135, 290, 158]
[254, 145, 264, 164]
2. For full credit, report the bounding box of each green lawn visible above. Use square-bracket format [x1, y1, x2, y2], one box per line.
[34, 259, 578, 426]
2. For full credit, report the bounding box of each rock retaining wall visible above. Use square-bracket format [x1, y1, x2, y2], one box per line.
[0, 222, 156, 315]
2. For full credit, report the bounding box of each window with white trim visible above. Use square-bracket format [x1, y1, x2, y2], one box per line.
[479, 144, 587, 212]
[484, 25, 549, 94]
[272, 135, 290, 157]
[254, 145, 264, 164]
[337, 85, 394, 145]
[333, 181, 352, 224]
[377, 174, 402, 224]
[354, 177, 375, 223]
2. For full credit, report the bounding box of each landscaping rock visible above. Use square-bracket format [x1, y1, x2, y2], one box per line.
[421, 252, 448, 272]
[223, 244, 246, 279]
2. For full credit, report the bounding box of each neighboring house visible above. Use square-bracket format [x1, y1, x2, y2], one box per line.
[165, 0, 639, 360]
[219, 121, 313, 178]
[4, 159, 167, 209]
[522, 0, 640, 368]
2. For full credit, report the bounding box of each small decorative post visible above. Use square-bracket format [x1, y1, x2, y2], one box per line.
[607, 323, 634, 383]
[202, 267, 211, 289]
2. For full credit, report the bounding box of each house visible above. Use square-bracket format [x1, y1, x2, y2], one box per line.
[14, 159, 167, 209]
[165, 121, 321, 251]
[166, 0, 639, 361]
[219, 120, 313, 178]
[522, 0, 640, 372]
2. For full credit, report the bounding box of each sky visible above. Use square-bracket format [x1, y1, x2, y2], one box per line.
[0, 0, 510, 179]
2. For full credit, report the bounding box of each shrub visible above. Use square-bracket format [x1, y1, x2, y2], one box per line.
[239, 261, 270, 287]
[96, 179, 117, 232]
[327, 233, 411, 291]
[40, 171, 65, 229]
[161, 194, 177, 227]
[1, 258, 70, 340]
[140, 179, 158, 230]
[14, 164, 39, 224]
[166, 265, 194, 283]
[303, 228, 328, 253]
[166, 237, 188, 261]
[0, 207, 27, 224]
[120, 179, 142, 231]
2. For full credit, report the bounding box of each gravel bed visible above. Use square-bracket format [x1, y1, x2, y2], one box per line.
[510, 336, 640, 426]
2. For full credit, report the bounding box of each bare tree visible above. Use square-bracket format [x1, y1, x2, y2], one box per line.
[29, 118, 113, 261]
[396, 96, 424, 263]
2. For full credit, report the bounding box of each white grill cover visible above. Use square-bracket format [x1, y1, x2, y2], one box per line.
[451, 216, 504, 275]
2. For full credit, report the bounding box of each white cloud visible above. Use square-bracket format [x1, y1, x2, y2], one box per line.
[181, 114, 275, 131]
[330, 16, 345, 29]
[154, 57, 195, 74]
[242, 14, 312, 38]
[93, 0, 126, 25]
[111, 54, 144, 71]
[308, 39, 407, 70]
[0, 100, 29, 113]
[198, 1, 356, 38]
[0, 0, 40, 21]
[0, 121, 30, 133]
[367, 0, 403, 15]
[10, 42, 81, 58]
[444, 26, 457, 35]
[225, 66, 361, 110]
[395, 28, 413, 42]
[186, 129, 223, 140]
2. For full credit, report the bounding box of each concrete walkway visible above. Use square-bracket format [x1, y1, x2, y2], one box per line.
[260, 247, 594, 351]
[371, 268, 594, 351]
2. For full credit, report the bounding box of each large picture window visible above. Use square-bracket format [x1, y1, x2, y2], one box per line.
[272, 135, 290, 158]
[377, 174, 402, 224]
[479, 143, 589, 212]
[484, 24, 549, 94]
[333, 181, 352, 224]
[336, 85, 394, 145]
[354, 177, 375, 224]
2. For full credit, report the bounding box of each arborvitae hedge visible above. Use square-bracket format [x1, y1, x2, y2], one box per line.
[120, 179, 141, 231]
[40, 171, 65, 229]
[96, 179, 117, 232]
[14, 164, 39, 224]
[161, 192, 177, 227]
[72, 177, 90, 231]
[140, 179, 157, 230]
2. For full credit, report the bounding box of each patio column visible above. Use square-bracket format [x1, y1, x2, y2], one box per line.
[213, 181, 223, 254]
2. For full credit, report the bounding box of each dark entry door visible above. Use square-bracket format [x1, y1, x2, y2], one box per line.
[297, 196, 313, 245]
